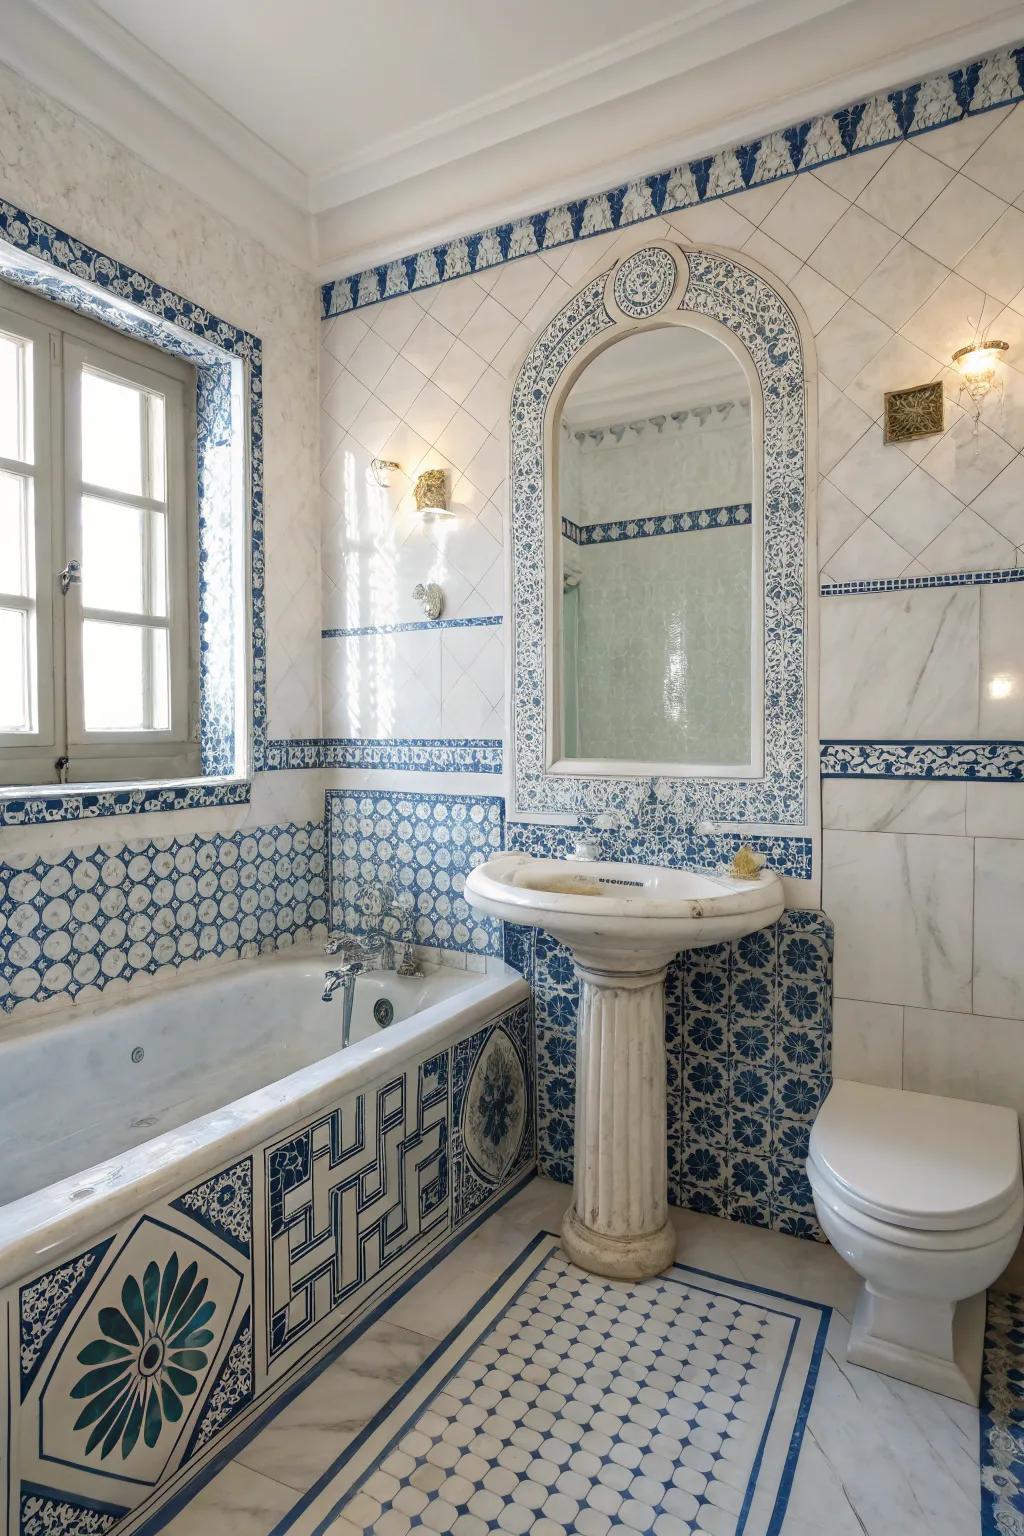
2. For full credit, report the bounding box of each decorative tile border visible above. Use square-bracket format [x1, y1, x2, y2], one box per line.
[821, 741, 1024, 781]
[561, 502, 751, 545]
[326, 787, 504, 954]
[0, 198, 265, 798]
[515, 906, 833, 1237]
[0, 820, 327, 1016]
[510, 241, 808, 828]
[980, 1289, 1024, 1536]
[264, 738, 503, 773]
[321, 616, 502, 639]
[0, 778, 252, 828]
[506, 817, 813, 881]
[321, 43, 1024, 316]
[821, 569, 1024, 596]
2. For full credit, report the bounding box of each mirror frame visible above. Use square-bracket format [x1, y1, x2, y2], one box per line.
[508, 238, 817, 832]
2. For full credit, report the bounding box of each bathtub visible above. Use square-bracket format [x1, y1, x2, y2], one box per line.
[0, 950, 533, 1536]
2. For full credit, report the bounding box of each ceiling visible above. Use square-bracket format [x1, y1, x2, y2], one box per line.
[4, 0, 1023, 276]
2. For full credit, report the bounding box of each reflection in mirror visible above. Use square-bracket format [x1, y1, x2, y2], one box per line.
[557, 325, 755, 769]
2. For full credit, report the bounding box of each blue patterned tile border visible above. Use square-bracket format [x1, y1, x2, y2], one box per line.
[326, 787, 504, 954]
[0, 778, 251, 828]
[321, 43, 1024, 316]
[980, 1289, 1024, 1535]
[0, 820, 327, 1015]
[264, 738, 503, 773]
[821, 740, 1024, 781]
[821, 568, 1024, 596]
[562, 503, 751, 545]
[506, 819, 813, 881]
[321, 616, 502, 638]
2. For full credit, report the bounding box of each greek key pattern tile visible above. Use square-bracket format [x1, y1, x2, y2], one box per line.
[265, 1055, 451, 1365]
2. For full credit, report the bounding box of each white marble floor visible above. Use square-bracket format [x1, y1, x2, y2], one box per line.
[163, 1178, 997, 1536]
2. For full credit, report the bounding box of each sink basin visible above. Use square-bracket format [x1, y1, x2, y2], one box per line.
[465, 853, 784, 970]
[466, 850, 786, 1282]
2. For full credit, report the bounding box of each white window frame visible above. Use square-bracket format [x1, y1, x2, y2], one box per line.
[0, 282, 199, 786]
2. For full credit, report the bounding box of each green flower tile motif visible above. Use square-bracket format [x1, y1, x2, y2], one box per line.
[70, 1255, 215, 1460]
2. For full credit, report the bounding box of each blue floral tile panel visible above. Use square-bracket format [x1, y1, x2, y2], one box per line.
[326, 788, 504, 956]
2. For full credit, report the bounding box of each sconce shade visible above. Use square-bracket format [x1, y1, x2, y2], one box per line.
[952, 339, 1009, 408]
[414, 468, 450, 515]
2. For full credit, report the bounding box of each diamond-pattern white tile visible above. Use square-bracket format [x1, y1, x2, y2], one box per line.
[318, 98, 1024, 745]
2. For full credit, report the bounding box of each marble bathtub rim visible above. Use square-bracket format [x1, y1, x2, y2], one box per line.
[0, 956, 530, 1288]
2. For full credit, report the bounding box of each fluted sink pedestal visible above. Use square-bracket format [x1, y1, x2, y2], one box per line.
[561, 957, 676, 1280]
[462, 853, 786, 1283]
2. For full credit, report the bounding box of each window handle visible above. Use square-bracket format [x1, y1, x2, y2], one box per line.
[60, 559, 82, 595]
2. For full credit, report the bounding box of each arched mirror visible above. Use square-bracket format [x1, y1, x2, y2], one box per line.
[556, 325, 757, 772]
[509, 239, 813, 838]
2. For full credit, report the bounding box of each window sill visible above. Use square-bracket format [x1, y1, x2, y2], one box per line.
[0, 775, 251, 827]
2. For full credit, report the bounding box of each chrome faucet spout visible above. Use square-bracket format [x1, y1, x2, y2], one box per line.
[322, 960, 362, 1048]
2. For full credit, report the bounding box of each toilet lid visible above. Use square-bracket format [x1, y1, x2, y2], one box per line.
[809, 1081, 1022, 1231]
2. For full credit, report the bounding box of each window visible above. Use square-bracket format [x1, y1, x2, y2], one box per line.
[0, 283, 197, 785]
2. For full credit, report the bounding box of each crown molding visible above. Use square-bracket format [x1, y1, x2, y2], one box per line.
[314, 1, 1024, 279]
[1, 0, 315, 271]
[308, 0, 833, 212]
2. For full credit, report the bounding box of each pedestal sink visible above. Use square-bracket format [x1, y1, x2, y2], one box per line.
[465, 853, 785, 1280]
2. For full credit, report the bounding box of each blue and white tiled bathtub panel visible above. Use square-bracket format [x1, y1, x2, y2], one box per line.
[3, 1000, 534, 1536]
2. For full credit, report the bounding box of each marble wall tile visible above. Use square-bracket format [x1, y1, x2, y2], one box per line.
[832, 997, 904, 1088]
[819, 586, 980, 739]
[980, 583, 1024, 739]
[966, 784, 1024, 839]
[823, 830, 974, 1011]
[822, 781, 966, 837]
[973, 837, 1024, 1021]
[903, 1006, 1024, 1115]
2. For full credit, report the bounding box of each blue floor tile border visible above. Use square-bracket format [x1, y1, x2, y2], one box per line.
[980, 1289, 1024, 1536]
[262, 1234, 832, 1536]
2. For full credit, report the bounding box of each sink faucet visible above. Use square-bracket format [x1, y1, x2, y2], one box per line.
[321, 958, 361, 1048]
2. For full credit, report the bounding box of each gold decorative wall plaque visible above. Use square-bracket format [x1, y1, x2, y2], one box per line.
[883, 380, 944, 444]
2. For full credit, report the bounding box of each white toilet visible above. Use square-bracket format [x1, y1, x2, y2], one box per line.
[807, 1080, 1024, 1404]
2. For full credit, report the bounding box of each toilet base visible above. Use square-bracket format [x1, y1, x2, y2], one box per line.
[847, 1284, 986, 1405]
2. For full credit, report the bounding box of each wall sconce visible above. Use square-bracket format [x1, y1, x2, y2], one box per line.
[414, 468, 450, 518]
[370, 457, 400, 488]
[952, 338, 1009, 415]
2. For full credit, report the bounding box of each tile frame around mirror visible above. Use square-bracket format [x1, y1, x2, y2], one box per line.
[508, 238, 817, 832]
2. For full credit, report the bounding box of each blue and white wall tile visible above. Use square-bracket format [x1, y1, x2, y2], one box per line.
[326, 788, 504, 955]
[318, 70, 1024, 1136]
[514, 909, 833, 1237]
[0, 821, 328, 1021]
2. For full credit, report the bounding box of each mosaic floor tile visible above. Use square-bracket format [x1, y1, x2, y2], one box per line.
[274, 1234, 829, 1536]
[980, 1289, 1024, 1536]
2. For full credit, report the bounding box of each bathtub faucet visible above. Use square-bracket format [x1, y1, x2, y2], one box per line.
[321, 959, 361, 1049]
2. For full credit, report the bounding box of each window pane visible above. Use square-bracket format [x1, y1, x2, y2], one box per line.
[81, 368, 146, 496]
[82, 620, 170, 731]
[81, 497, 167, 617]
[0, 328, 30, 463]
[0, 605, 33, 732]
[0, 470, 33, 599]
